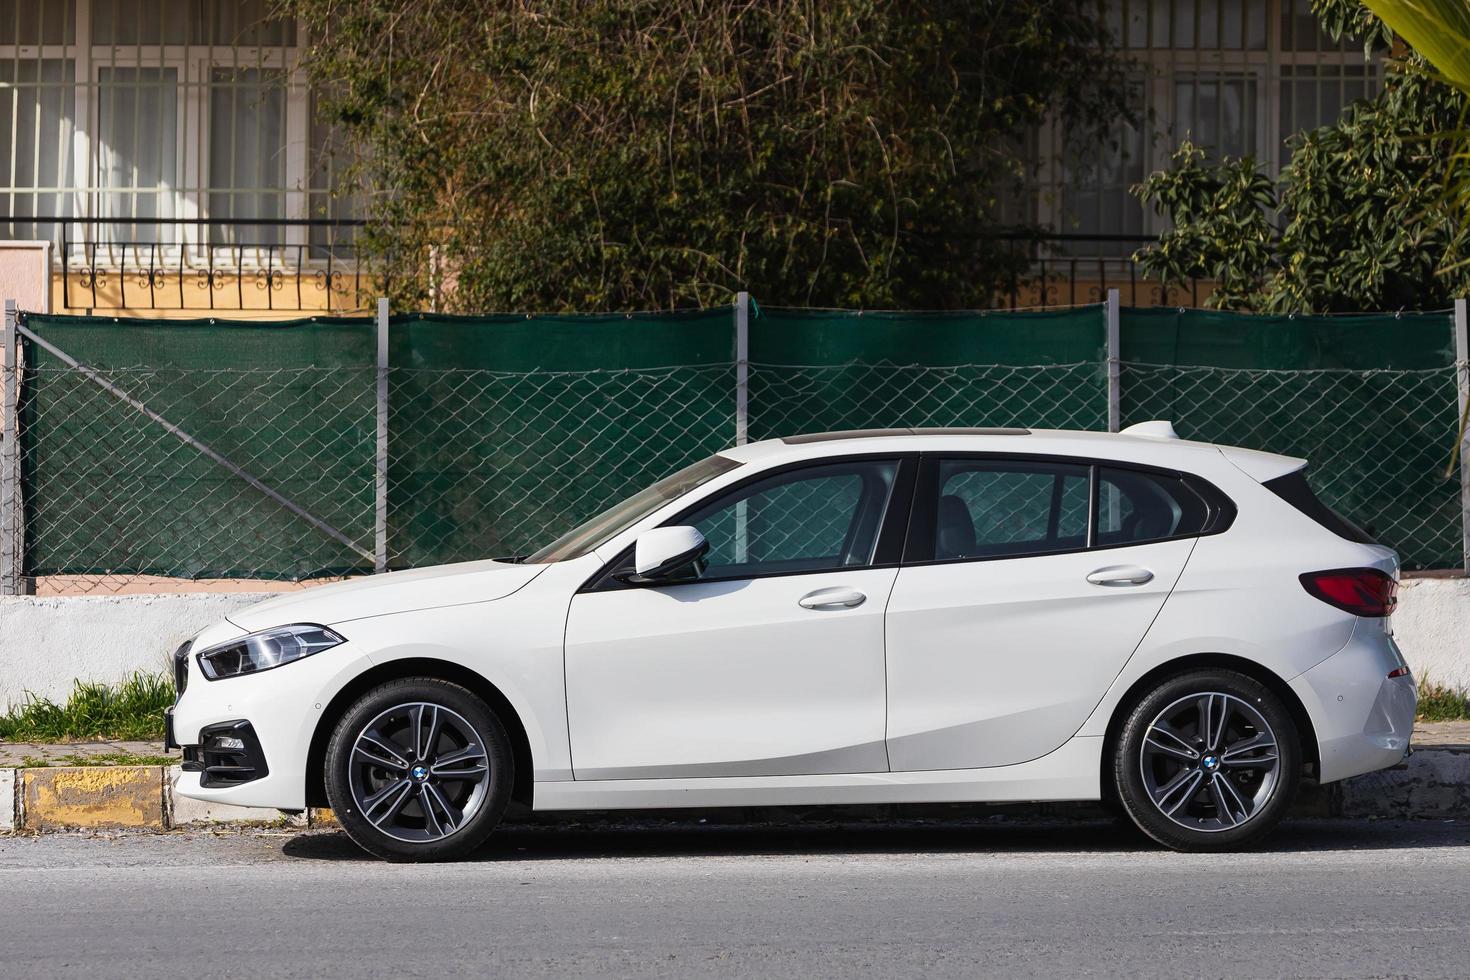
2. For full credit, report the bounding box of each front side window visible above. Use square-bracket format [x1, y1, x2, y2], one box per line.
[524, 454, 742, 564]
[931, 460, 1090, 561]
[681, 460, 900, 580]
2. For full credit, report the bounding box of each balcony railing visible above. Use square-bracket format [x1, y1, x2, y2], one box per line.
[36, 221, 1202, 314]
[987, 233, 1208, 309]
[52, 217, 371, 314]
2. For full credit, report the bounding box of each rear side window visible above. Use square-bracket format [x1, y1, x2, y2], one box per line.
[1096, 468, 1211, 547]
[1263, 470, 1376, 544]
[932, 460, 1090, 560]
[910, 457, 1233, 563]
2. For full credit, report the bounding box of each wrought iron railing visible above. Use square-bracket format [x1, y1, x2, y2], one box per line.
[988, 233, 1207, 309]
[53, 217, 371, 313]
[39, 221, 1202, 313]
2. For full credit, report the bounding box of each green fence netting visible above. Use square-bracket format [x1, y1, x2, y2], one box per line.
[387, 309, 737, 566]
[12, 302, 1464, 584]
[19, 314, 377, 580]
[1119, 308, 1460, 569]
[747, 306, 1108, 440]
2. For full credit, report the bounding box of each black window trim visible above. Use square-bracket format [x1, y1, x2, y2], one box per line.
[579, 452, 921, 593]
[902, 451, 1236, 568]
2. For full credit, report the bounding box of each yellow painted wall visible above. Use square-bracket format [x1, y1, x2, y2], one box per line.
[48, 269, 374, 320]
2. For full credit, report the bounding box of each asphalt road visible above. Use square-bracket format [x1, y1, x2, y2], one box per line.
[3, 817, 1468, 979]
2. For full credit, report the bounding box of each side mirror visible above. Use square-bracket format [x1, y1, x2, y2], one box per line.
[621, 526, 708, 584]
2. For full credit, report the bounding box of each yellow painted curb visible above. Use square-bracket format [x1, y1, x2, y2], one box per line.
[22, 766, 165, 830]
[308, 807, 339, 828]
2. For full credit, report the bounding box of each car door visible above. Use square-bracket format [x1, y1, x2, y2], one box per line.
[884, 456, 1216, 772]
[564, 455, 915, 780]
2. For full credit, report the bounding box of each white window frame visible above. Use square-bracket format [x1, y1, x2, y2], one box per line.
[1036, 0, 1384, 258]
[0, 0, 311, 268]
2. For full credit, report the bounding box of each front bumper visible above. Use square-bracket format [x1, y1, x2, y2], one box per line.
[170, 637, 365, 810]
[1290, 624, 1416, 784]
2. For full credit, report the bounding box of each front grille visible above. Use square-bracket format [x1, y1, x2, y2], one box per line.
[172, 639, 192, 695]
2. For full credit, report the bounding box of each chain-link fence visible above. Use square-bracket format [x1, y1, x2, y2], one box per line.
[388, 363, 736, 567]
[0, 297, 1465, 594]
[1121, 362, 1463, 570]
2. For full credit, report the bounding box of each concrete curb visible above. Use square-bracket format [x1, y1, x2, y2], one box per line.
[2, 765, 319, 832]
[0, 746, 1465, 832]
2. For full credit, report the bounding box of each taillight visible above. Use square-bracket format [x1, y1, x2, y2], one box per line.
[1299, 568, 1397, 617]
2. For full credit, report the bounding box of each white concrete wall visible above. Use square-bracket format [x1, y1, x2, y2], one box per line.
[1393, 577, 1470, 690]
[0, 577, 1466, 711]
[0, 593, 270, 708]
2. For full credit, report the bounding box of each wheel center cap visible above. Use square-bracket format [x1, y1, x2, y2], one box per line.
[1201, 754, 1220, 771]
[411, 764, 429, 781]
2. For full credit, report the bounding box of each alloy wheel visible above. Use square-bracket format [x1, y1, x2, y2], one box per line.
[1138, 691, 1282, 833]
[347, 701, 492, 843]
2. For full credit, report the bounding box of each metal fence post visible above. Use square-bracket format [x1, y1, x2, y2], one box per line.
[1456, 298, 1469, 575]
[1, 300, 18, 595]
[1106, 288, 1121, 433]
[375, 297, 390, 574]
[735, 291, 750, 446]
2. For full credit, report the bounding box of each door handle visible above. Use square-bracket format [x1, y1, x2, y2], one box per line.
[798, 587, 867, 610]
[1086, 565, 1155, 587]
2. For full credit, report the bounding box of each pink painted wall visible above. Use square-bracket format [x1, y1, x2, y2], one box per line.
[0, 241, 52, 317]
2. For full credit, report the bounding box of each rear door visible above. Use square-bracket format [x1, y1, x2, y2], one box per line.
[883, 457, 1214, 771]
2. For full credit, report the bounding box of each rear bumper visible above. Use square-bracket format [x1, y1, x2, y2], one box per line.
[1290, 625, 1416, 784]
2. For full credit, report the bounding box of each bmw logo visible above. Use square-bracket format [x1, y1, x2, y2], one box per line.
[411, 765, 429, 781]
[1202, 755, 1220, 771]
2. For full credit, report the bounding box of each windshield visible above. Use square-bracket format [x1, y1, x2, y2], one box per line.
[523, 453, 743, 563]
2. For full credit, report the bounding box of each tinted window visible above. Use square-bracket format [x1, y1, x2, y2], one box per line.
[683, 460, 899, 578]
[1263, 469, 1376, 544]
[525, 453, 742, 563]
[932, 460, 1090, 560]
[1096, 467, 1209, 546]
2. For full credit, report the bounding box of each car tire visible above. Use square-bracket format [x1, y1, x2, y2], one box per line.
[324, 677, 514, 862]
[1113, 668, 1300, 852]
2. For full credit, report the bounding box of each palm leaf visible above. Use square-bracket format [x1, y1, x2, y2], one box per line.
[1364, 0, 1470, 92]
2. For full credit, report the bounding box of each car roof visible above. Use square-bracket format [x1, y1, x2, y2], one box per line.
[720, 425, 1305, 480]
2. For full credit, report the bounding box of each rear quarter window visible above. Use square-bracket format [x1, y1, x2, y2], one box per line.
[1096, 468, 1212, 547]
[1262, 470, 1376, 544]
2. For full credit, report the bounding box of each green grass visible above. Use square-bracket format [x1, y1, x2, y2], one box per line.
[1417, 677, 1470, 722]
[0, 672, 172, 742]
[19, 752, 176, 768]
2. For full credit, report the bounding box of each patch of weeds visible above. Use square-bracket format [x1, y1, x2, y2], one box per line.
[0, 672, 172, 741]
[16, 752, 176, 768]
[47, 752, 176, 768]
[1416, 677, 1470, 722]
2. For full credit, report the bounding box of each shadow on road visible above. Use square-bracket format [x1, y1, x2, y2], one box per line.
[280, 811, 1470, 863]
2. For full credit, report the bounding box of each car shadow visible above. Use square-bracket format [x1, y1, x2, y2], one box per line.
[279, 806, 1470, 863]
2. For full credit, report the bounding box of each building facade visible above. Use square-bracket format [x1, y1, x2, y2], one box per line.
[0, 0, 1379, 316]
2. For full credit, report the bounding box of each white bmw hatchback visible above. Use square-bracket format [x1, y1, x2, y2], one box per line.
[168, 424, 1416, 860]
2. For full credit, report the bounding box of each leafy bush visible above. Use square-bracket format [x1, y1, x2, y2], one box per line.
[292, 0, 1134, 311]
[1133, 0, 1470, 312]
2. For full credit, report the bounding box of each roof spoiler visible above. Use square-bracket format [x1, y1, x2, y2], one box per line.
[1218, 445, 1308, 483]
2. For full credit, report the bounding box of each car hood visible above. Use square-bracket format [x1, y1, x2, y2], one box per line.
[226, 559, 546, 633]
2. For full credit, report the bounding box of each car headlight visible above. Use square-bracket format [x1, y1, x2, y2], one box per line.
[197, 624, 345, 681]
